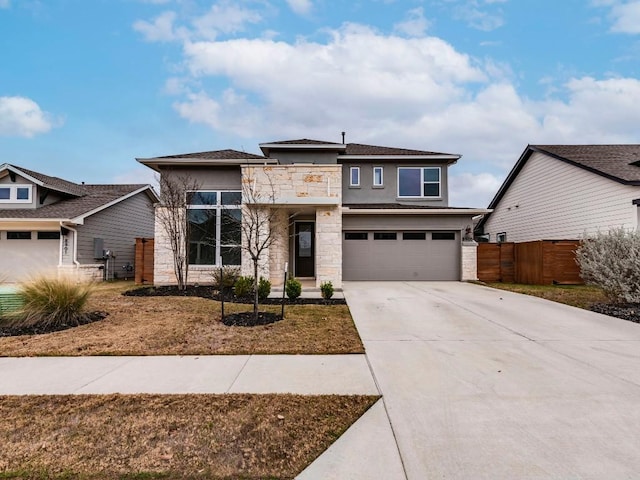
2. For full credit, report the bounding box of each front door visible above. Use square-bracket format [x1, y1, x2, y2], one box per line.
[295, 222, 315, 277]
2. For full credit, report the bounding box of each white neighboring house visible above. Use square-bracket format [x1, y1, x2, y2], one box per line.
[0, 163, 158, 282]
[476, 145, 640, 243]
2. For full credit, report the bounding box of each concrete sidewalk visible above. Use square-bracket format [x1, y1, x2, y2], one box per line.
[0, 354, 376, 395]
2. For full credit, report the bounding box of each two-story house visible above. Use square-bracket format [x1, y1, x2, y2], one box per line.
[138, 139, 489, 288]
[0, 163, 158, 282]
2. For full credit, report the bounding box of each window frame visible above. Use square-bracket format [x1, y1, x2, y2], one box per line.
[373, 232, 397, 240]
[397, 167, 441, 199]
[0, 184, 33, 203]
[344, 232, 368, 240]
[373, 166, 384, 187]
[349, 166, 361, 187]
[496, 232, 507, 243]
[7, 231, 32, 240]
[186, 190, 242, 266]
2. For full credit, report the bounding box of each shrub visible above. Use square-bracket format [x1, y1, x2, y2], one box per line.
[258, 277, 271, 302]
[234, 276, 254, 298]
[576, 227, 640, 303]
[285, 277, 302, 300]
[9, 276, 94, 329]
[320, 281, 334, 300]
[212, 266, 240, 291]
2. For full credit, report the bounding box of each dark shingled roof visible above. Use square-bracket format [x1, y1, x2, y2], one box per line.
[154, 149, 266, 160]
[531, 145, 640, 183]
[345, 143, 451, 156]
[0, 184, 148, 220]
[7, 164, 87, 196]
[264, 139, 342, 145]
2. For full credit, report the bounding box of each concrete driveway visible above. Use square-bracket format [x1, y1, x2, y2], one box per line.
[343, 281, 640, 479]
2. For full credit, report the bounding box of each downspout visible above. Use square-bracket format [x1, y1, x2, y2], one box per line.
[60, 221, 81, 268]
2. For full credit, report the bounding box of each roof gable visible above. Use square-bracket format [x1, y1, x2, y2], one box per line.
[0, 164, 86, 196]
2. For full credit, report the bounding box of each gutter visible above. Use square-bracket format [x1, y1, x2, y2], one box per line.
[60, 221, 81, 268]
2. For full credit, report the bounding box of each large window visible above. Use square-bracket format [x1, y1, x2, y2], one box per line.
[0, 185, 32, 203]
[187, 190, 241, 266]
[397, 167, 440, 198]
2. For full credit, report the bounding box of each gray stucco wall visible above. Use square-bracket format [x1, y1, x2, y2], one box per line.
[341, 162, 450, 207]
[160, 166, 241, 190]
[271, 151, 338, 165]
[76, 191, 155, 277]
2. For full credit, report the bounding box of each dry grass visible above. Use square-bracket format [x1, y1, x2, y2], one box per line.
[0, 282, 364, 356]
[0, 393, 379, 479]
[483, 282, 608, 310]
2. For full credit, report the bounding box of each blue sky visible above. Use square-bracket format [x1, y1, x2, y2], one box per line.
[2, 0, 640, 206]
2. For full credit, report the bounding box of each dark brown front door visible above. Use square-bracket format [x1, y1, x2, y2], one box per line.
[295, 222, 315, 277]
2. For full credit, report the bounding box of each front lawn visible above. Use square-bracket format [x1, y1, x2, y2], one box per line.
[483, 282, 608, 309]
[0, 393, 378, 479]
[0, 282, 364, 356]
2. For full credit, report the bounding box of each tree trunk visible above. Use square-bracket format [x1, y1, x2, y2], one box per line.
[253, 262, 259, 319]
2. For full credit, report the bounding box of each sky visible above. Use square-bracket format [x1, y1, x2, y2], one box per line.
[2, 0, 640, 207]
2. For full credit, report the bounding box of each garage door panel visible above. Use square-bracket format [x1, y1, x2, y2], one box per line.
[343, 231, 459, 281]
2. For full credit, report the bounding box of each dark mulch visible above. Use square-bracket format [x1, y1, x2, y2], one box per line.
[124, 285, 346, 305]
[222, 311, 283, 327]
[0, 311, 108, 337]
[591, 303, 640, 323]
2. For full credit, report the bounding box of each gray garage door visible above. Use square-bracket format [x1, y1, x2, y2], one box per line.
[342, 231, 460, 281]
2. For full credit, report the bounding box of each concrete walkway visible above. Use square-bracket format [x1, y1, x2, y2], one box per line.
[344, 281, 640, 480]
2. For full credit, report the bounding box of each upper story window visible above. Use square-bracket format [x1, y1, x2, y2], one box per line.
[373, 166, 383, 187]
[350, 167, 360, 187]
[0, 184, 32, 203]
[397, 167, 440, 198]
[187, 190, 242, 266]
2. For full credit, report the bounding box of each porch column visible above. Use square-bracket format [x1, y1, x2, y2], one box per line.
[461, 240, 479, 281]
[315, 206, 342, 289]
[268, 208, 288, 287]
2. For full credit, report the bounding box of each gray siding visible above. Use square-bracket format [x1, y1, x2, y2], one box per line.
[483, 152, 640, 242]
[76, 191, 155, 277]
[272, 151, 338, 164]
[341, 162, 450, 207]
[160, 166, 241, 190]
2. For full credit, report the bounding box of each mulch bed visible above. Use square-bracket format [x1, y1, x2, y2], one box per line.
[124, 285, 346, 305]
[222, 311, 282, 327]
[590, 303, 640, 323]
[0, 311, 108, 337]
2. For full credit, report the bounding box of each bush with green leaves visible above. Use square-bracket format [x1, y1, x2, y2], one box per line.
[576, 227, 640, 303]
[212, 266, 240, 291]
[258, 277, 271, 301]
[234, 276, 254, 298]
[320, 281, 334, 300]
[285, 277, 302, 300]
[9, 276, 94, 329]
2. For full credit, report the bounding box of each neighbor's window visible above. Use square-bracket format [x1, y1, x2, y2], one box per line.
[373, 166, 384, 187]
[0, 185, 32, 203]
[187, 190, 241, 266]
[7, 231, 32, 240]
[350, 167, 360, 187]
[397, 167, 440, 198]
[496, 232, 507, 243]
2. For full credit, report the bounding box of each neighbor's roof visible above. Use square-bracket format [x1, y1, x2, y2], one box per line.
[0, 184, 153, 222]
[476, 144, 640, 232]
[2, 164, 86, 196]
[150, 149, 267, 160]
[137, 149, 273, 171]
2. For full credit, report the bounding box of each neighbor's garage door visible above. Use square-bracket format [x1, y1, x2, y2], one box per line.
[342, 231, 460, 281]
[1, 231, 59, 282]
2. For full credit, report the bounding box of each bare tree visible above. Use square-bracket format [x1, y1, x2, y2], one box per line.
[238, 170, 285, 318]
[155, 171, 200, 290]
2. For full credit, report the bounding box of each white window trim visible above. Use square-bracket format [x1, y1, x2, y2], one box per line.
[186, 190, 241, 266]
[373, 166, 384, 187]
[397, 167, 441, 199]
[0, 184, 33, 203]
[349, 166, 360, 187]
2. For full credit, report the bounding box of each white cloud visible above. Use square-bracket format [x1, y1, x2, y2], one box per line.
[609, 1, 640, 33]
[454, 4, 504, 31]
[286, 0, 313, 16]
[449, 172, 503, 207]
[0, 0, 10, 9]
[0, 96, 57, 137]
[133, 11, 180, 42]
[394, 7, 430, 37]
[191, 2, 262, 40]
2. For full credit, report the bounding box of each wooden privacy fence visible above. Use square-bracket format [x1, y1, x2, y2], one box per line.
[477, 240, 582, 285]
[135, 237, 154, 285]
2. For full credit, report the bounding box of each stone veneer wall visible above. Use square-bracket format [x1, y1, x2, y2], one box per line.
[315, 206, 342, 288]
[461, 240, 478, 281]
[58, 264, 105, 282]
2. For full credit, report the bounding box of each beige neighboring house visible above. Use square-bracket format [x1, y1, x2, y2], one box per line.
[476, 145, 640, 243]
[0, 163, 158, 283]
[138, 138, 490, 288]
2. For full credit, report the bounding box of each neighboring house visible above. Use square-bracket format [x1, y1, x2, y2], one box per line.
[0, 163, 158, 282]
[138, 139, 489, 288]
[477, 144, 640, 243]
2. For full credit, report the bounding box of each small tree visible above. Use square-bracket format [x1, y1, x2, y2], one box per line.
[155, 171, 200, 290]
[238, 170, 285, 319]
[576, 227, 640, 303]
